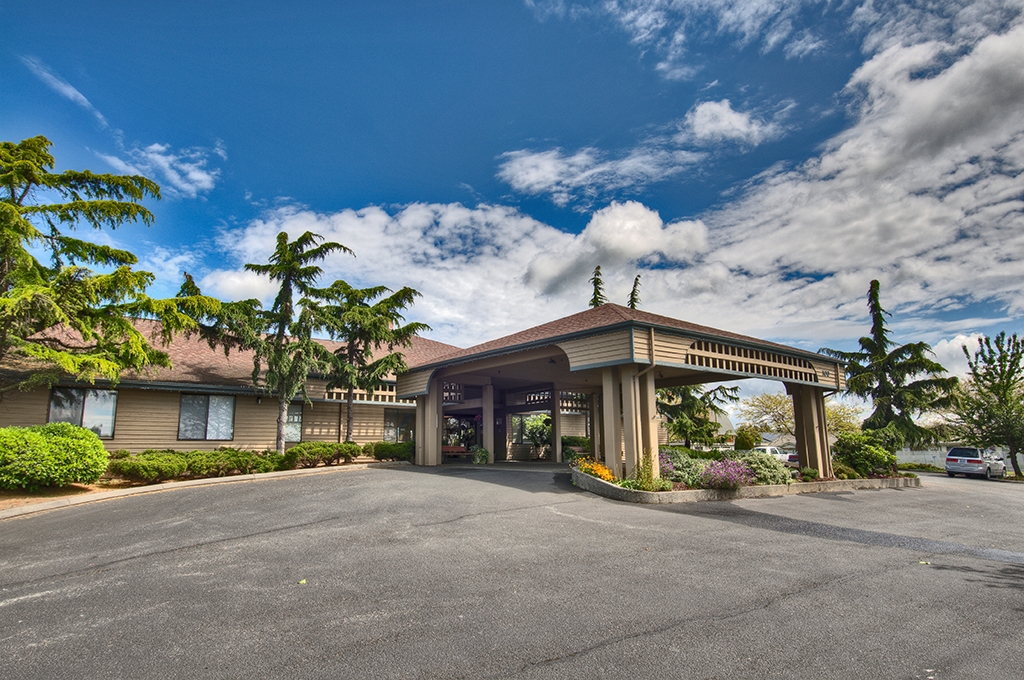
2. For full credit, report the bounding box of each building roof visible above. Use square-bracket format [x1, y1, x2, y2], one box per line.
[409, 303, 829, 370]
[2, 319, 460, 391]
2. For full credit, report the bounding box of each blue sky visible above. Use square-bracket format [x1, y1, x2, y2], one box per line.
[4, 0, 1024, 379]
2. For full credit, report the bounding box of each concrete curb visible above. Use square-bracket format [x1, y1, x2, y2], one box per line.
[571, 468, 921, 504]
[0, 461, 410, 521]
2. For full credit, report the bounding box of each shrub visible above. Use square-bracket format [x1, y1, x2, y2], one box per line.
[663, 445, 723, 461]
[833, 430, 898, 477]
[108, 452, 188, 483]
[699, 459, 755, 490]
[370, 440, 414, 461]
[185, 449, 278, 477]
[108, 449, 131, 460]
[832, 462, 861, 480]
[470, 445, 489, 464]
[362, 442, 376, 458]
[618, 452, 673, 492]
[733, 425, 762, 452]
[733, 451, 792, 486]
[284, 441, 362, 468]
[897, 463, 943, 472]
[573, 456, 616, 482]
[561, 435, 591, 452]
[0, 424, 109, 491]
[799, 466, 819, 481]
[662, 448, 711, 487]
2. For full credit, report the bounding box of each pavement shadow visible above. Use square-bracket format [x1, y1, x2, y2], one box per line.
[929, 563, 1024, 596]
[385, 462, 578, 495]
[645, 501, 1024, 566]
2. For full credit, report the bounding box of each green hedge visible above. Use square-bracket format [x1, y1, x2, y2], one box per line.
[0, 423, 109, 491]
[283, 441, 362, 469]
[561, 435, 591, 452]
[107, 447, 288, 484]
[369, 440, 414, 461]
[732, 450, 792, 485]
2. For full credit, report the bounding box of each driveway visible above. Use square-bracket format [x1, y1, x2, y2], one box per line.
[1, 466, 1022, 679]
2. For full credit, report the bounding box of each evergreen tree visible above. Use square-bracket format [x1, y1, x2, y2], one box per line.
[0, 135, 217, 394]
[656, 385, 738, 448]
[589, 265, 607, 308]
[627, 274, 641, 310]
[820, 280, 956, 445]
[322, 282, 429, 442]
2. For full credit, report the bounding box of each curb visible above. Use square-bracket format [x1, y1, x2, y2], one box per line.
[571, 468, 921, 504]
[0, 461, 410, 521]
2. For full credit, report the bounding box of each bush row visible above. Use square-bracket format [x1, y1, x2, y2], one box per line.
[0, 423, 109, 491]
[107, 440, 416, 485]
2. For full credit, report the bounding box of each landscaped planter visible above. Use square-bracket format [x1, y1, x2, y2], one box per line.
[571, 467, 921, 504]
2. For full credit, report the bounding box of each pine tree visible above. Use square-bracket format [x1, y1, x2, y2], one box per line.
[589, 265, 607, 308]
[627, 274, 641, 310]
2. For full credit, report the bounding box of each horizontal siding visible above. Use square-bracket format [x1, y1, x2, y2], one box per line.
[557, 331, 632, 370]
[0, 389, 50, 427]
[302, 401, 341, 441]
[653, 333, 693, 366]
[396, 370, 432, 399]
[340, 403, 387, 445]
[560, 413, 587, 437]
[810, 361, 843, 391]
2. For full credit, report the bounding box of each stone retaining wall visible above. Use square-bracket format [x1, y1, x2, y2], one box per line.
[571, 468, 920, 504]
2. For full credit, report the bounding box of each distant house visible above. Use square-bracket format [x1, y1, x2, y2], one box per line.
[0, 320, 457, 452]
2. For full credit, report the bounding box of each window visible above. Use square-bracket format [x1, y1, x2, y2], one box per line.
[49, 388, 118, 438]
[178, 395, 235, 440]
[285, 403, 303, 442]
[383, 408, 415, 443]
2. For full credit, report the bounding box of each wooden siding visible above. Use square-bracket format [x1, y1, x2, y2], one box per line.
[301, 401, 341, 441]
[651, 333, 693, 366]
[0, 389, 50, 427]
[396, 370, 433, 399]
[682, 338, 825, 385]
[556, 330, 633, 370]
[810, 360, 844, 391]
[560, 413, 588, 438]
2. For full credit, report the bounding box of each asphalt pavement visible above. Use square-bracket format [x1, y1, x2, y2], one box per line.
[1, 465, 1022, 679]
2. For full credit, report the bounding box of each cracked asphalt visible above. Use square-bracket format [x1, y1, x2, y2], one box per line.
[1, 465, 1023, 679]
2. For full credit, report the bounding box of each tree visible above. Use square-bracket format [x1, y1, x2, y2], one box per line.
[737, 392, 863, 436]
[657, 384, 738, 448]
[322, 282, 429, 442]
[950, 332, 1024, 477]
[0, 135, 217, 394]
[627, 274, 641, 310]
[207, 232, 351, 455]
[589, 265, 607, 308]
[820, 280, 956, 445]
[733, 423, 761, 451]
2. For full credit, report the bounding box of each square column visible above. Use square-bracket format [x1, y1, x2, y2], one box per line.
[619, 365, 640, 478]
[788, 383, 833, 478]
[415, 395, 427, 466]
[422, 378, 443, 466]
[601, 367, 622, 477]
[589, 392, 601, 460]
[638, 369, 659, 478]
[552, 388, 563, 463]
[482, 383, 495, 463]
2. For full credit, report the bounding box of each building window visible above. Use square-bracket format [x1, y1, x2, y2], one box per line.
[383, 408, 415, 443]
[178, 395, 235, 440]
[285, 403, 303, 442]
[48, 388, 118, 439]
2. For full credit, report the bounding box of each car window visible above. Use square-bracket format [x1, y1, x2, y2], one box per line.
[948, 448, 977, 457]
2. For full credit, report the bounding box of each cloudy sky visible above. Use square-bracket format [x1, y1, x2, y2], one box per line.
[4, 0, 1023, 377]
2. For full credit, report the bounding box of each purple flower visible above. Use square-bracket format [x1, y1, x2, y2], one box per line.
[700, 459, 755, 490]
[659, 452, 675, 477]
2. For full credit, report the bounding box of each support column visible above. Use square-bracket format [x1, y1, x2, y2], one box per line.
[620, 365, 640, 478]
[552, 388, 563, 463]
[482, 383, 495, 464]
[423, 378, 443, 466]
[788, 383, 833, 478]
[589, 392, 601, 460]
[638, 369, 659, 477]
[601, 368, 622, 477]
[415, 395, 427, 466]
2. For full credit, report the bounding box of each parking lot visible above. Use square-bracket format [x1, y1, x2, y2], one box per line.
[1, 466, 1022, 679]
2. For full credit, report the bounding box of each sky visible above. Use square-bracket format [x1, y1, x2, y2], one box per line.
[4, 0, 1024, 387]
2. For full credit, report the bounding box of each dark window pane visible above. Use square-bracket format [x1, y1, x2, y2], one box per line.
[206, 396, 235, 440]
[82, 390, 117, 438]
[49, 388, 84, 426]
[179, 395, 209, 440]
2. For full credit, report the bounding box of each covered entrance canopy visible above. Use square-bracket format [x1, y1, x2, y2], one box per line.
[396, 304, 845, 478]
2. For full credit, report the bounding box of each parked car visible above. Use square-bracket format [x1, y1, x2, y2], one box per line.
[945, 447, 1006, 479]
[752, 446, 800, 468]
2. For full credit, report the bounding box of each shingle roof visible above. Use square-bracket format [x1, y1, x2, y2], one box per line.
[2, 319, 460, 389]
[409, 303, 826, 369]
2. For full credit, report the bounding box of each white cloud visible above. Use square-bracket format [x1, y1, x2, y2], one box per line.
[681, 99, 783, 146]
[931, 334, 984, 379]
[98, 142, 222, 199]
[20, 55, 109, 128]
[497, 145, 703, 207]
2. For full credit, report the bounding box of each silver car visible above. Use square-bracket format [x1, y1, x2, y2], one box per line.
[945, 447, 1006, 479]
[752, 446, 800, 468]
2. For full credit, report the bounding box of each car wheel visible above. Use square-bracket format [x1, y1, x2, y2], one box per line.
[985, 467, 992, 480]
[947, 472, 955, 477]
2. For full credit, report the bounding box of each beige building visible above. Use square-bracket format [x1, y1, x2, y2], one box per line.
[1, 306, 844, 476]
